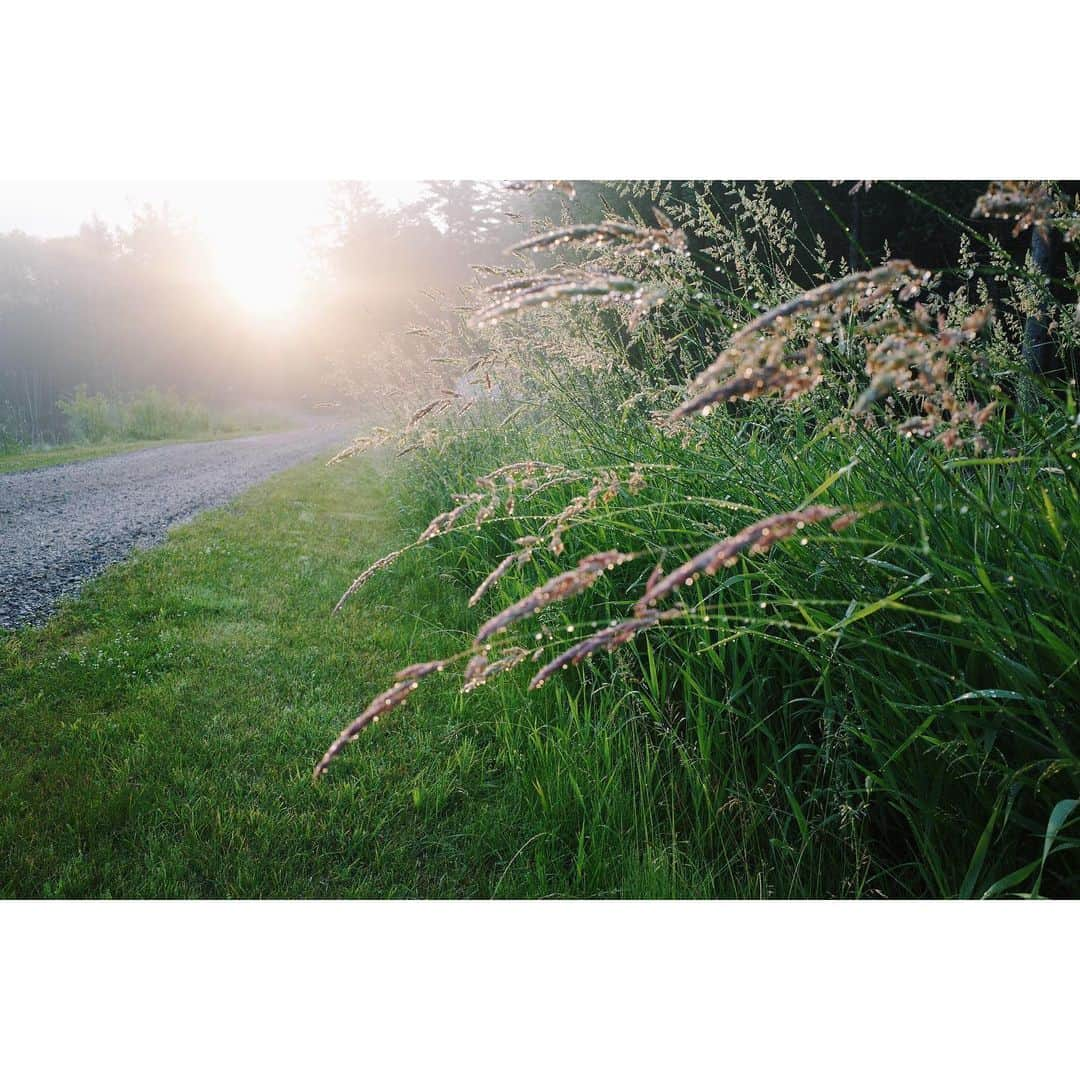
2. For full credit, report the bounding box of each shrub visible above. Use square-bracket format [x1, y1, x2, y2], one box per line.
[57, 385, 117, 443]
[56, 386, 215, 444]
[122, 388, 211, 441]
[0, 420, 23, 455]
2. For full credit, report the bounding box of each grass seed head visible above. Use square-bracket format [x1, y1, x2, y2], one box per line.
[314, 658, 448, 777]
[529, 608, 683, 690]
[635, 506, 841, 613]
[333, 549, 405, 614]
[462, 647, 530, 692]
[472, 273, 664, 329]
[972, 181, 1061, 237]
[506, 215, 686, 257]
[730, 261, 919, 345]
[475, 550, 635, 644]
[468, 547, 535, 608]
[504, 180, 576, 200]
[673, 345, 821, 420]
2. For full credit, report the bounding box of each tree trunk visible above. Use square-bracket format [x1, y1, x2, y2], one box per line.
[849, 187, 862, 270]
[1022, 224, 1059, 377]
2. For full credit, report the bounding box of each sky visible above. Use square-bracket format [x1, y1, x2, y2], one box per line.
[0, 181, 424, 238]
[0, 181, 426, 317]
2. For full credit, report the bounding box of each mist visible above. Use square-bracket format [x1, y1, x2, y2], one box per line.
[0, 180, 562, 446]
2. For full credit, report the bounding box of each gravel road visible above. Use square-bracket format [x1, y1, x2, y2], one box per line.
[0, 422, 352, 630]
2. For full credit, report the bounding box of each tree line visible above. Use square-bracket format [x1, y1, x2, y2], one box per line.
[0, 182, 562, 444]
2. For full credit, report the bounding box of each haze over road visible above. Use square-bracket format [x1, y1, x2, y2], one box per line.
[0, 422, 352, 629]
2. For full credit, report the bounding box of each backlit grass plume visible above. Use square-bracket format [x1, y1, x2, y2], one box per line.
[313, 659, 450, 778]
[507, 209, 687, 257]
[504, 180, 577, 200]
[529, 608, 683, 690]
[728, 260, 923, 344]
[672, 343, 821, 419]
[475, 550, 635, 644]
[972, 181, 1061, 237]
[634, 506, 842, 614]
[472, 272, 666, 329]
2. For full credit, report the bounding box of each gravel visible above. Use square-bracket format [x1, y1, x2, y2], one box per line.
[0, 422, 353, 630]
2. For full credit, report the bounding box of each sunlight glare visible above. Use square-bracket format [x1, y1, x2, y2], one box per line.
[212, 231, 309, 319]
[167, 182, 327, 321]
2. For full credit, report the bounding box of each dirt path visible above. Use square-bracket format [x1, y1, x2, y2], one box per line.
[0, 422, 352, 629]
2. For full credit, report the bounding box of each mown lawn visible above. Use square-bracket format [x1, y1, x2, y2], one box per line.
[1, 456, 563, 898]
[0, 428, 288, 475]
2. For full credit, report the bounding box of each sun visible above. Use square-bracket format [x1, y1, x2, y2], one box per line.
[170, 182, 324, 320]
[189, 181, 421, 319]
[212, 232, 309, 319]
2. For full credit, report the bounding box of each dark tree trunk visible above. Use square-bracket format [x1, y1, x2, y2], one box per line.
[849, 187, 862, 270]
[1022, 224, 1059, 377]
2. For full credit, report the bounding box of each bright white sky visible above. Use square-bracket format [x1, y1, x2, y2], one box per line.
[0, 181, 425, 318]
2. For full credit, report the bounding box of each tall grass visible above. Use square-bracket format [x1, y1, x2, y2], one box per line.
[318, 182, 1080, 898]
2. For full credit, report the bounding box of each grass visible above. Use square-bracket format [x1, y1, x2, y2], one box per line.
[0, 427, 289, 475]
[5, 182, 1078, 899]
[308, 179, 1080, 899]
[366, 391, 1080, 899]
[1, 453, 708, 898]
[4, 405, 1076, 900]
